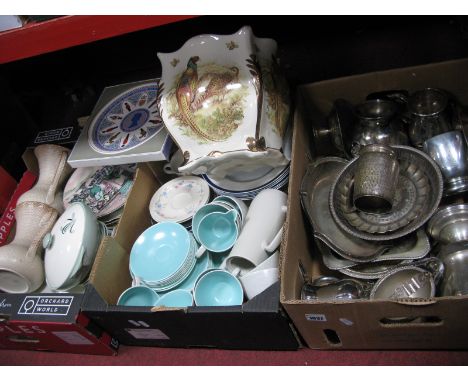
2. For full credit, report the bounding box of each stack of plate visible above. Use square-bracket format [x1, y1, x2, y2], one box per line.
[202, 164, 289, 200]
[129, 222, 199, 292]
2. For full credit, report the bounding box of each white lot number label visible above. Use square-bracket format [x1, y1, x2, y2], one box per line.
[126, 328, 170, 340]
[305, 313, 327, 322]
[52, 331, 94, 345]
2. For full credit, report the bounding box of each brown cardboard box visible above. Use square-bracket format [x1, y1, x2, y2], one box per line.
[82, 163, 299, 350]
[280, 58, 468, 350]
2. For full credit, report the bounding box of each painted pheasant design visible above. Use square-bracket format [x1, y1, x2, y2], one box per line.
[192, 67, 240, 111]
[175, 56, 215, 141]
[173, 57, 243, 142]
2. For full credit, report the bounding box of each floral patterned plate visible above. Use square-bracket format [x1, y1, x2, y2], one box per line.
[149, 176, 210, 223]
[63, 165, 136, 218]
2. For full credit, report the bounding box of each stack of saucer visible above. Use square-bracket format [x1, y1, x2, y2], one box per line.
[149, 176, 210, 231]
[129, 222, 200, 292]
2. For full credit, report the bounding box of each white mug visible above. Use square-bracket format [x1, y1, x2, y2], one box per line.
[223, 189, 287, 276]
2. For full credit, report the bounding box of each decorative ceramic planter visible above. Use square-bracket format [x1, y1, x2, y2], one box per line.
[18, 144, 73, 213]
[0, 202, 58, 293]
[157, 25, 290, 176]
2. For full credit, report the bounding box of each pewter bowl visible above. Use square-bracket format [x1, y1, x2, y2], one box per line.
[369, 266, 435, 300]
[300, 157, 391, 262]
[330, 145, 443, 241]
[427, 204, 468, 244]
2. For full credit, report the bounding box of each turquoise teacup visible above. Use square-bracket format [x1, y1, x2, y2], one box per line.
[197, 209, 238, 253]
[117, 286, 160, 306]
[194, 269, 244, 306]
[192, 203, 231, 242]
[155, 289, 194, 307]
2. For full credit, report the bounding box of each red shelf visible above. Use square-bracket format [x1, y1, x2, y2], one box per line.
[0, 15, 196, 64]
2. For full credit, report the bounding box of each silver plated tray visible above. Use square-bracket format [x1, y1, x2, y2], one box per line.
[318, 229, 430, 272]
[300, 157, 391, 261]
[339, 260, 412, 280]
[330, 145, 443, 241]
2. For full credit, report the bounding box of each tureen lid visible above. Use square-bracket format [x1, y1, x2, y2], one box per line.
[43, 202, 97, 290]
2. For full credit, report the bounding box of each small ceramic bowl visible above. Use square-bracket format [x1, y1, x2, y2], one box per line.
[118, 286, 160, 306]
[240, 267, 279, 300]
[194, 269, 244, 306]
[155, 289, 194, 308]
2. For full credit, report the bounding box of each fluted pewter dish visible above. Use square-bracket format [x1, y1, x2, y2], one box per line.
[330, 145, 443, 241]
[427, 204, 468, 244]
[339, 260, 412, 280]
[318, 229, 430, 272]
[300, 157, 391, 262]
[340, 254, 439, 281]
[369, 266, 435, 300]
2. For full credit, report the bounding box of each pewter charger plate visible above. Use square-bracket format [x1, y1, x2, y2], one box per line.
[300, 157, 391, 261]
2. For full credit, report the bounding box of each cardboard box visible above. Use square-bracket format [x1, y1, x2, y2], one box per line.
[0, 148, 118, 355]
[0, 293, 118, 354]
[82, 163, 300, 350]
[280, 58, 468, 350]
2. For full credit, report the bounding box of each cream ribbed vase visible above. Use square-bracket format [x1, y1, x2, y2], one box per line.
[0, 202, 58, 293]
[17, 144, 73, 213]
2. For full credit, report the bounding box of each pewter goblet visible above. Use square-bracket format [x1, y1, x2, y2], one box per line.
[353, 144, 399, 214]
[408, 88, 452, 148]
[438, 242, 468, 296]
[422, 130, 468, 195]
[427, 204, 468, 244]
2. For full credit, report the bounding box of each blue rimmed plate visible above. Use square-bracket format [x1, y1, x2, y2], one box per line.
[88, 83, 164, 154]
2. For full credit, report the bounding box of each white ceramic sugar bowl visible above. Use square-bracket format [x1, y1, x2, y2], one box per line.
[43, 202, 106, 291]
